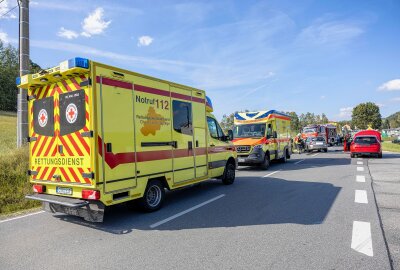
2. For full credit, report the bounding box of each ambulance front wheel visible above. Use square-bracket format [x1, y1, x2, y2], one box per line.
[221, 162, 235, 185]
[139, 179, 165, 212]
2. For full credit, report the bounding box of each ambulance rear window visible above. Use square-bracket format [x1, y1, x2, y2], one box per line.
[59, 90, 86, 136]
[173, 100, 192, 135]
[33, 96, 54, 136]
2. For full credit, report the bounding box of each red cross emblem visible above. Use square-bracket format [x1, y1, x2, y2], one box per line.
[65, 103, 78, 124]
[38, 109, 48, 127]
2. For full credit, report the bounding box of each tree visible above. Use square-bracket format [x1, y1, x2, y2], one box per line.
[220, 112, 235, 133]
[0, 41, 42, 111]
[382, 119, 390, 129]
[321, 113, 329, 124]
[352, 102, 382, 130]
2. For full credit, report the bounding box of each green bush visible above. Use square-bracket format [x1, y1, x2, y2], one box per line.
[0, 146, 40, 214]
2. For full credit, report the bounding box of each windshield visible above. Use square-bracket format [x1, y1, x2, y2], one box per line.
[303, 128, 317, 133]
[234, 124, 266, 138]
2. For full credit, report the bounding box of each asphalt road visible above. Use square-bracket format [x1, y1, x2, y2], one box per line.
[0, 147, 396, 270]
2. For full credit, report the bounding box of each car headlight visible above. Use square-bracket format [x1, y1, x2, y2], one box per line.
[253, 144, 263, 150]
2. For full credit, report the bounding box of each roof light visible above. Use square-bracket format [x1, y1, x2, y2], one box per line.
[53, 74, 62, 78]
[69, 57, 89, 69]
[40, 78, 48, 82]
[16, 77, 21, 85]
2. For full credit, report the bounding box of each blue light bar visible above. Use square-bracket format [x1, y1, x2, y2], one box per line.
[206, 96, 213, 109]
[68, 57, 89, 69]
[16, 77, 21, 85]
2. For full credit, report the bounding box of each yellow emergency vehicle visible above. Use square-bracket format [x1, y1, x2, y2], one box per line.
[17, 57, 237, 222]
[232, 111, 292, 169]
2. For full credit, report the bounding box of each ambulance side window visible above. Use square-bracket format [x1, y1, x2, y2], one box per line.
[59, 90, 86, 136]
[33, 96, 54, 136]
[207, 117, 225, 140]
[172, 100, 192, 135]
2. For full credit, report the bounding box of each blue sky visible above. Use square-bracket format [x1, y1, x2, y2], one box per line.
[1, 0, 399, 121]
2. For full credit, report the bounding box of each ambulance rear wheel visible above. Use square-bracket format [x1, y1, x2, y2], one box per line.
[221, 162, 235, 185]
[139, 180, 165, 212]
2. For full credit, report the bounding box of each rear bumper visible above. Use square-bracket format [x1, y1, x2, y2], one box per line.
[351, 152, 381, 157]
[25, 193, 105, 222]
[307, 144, 327, 150]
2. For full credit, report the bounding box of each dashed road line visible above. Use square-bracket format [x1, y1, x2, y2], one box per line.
[311, 153, 319, 157]
[355, 190, 368, 204]
[356, 175, 366, 183]
[357, 161, 363, 165]
[351, 221, 373, 256]
[150, 194, 225, 229]
[294, 159, 305, 164]
[0, 211, 45, 224]
[357, 167, 364, 172]
[263, 170, 280, 178]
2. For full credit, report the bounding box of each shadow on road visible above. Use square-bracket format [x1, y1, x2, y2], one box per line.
[54, 176, 341, 234]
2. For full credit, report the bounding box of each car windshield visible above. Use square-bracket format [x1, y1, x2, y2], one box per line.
[303, 128, 316, 133]
[354, 136, 378, 144]
[234, 124, 265, 138]
[316, 137, 325, 141]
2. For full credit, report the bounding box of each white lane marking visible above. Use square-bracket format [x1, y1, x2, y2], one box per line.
[263, 170, 280, 178]
[355, 190, 368, 204]
[356, 175, 366, 182]
[357, 161, 363, 165]
[150, 194, 225, 229]
[294, 159, 305, 164]
[311, 153, 319, 157]
[0, 211, 45, 224]
[351, 221, 373, 256]
[357, 158, 363, 160]
[357, 167, 364, 172]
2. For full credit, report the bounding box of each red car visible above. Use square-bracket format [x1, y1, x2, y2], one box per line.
[350, 130, 382, 158]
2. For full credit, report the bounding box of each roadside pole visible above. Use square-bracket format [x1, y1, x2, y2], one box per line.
[17, 0, 30, 147]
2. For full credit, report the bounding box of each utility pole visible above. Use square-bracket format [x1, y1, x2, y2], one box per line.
[17, 0, 29, 147]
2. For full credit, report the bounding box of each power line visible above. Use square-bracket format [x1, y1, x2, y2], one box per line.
[0, 4, 18, 18]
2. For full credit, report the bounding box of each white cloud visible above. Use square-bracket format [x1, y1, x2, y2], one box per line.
[137, 36, 154, 47]
[391, 97, 400, 102]
[338, 107, 353, 118]
[57, 27, 79, 40]
[378, 79, 400, 91]
[320, 95, 326, 100]
[81, 8, 111, 37]
[0, 31, 9, 43]
[296, 19, 364, 48]
[0, 0, 17, 19]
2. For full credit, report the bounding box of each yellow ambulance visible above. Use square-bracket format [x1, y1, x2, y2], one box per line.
[232, 111, 292, 169]
[17, 57, 237, 222]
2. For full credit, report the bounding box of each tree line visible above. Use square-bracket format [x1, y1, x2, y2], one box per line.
[0, 41, 41, 111]
[220, 102, 398, 134]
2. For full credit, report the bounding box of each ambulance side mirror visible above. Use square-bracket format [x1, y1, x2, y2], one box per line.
[227, 130, 233, 141]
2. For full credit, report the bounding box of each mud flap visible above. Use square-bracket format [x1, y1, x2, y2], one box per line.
[43, 201, 105, 222]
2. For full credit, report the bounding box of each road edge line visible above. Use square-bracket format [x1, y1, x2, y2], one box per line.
[0, 211, 45, 224]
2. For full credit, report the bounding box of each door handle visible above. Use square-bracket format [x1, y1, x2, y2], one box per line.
[106, 143, 112, 152]
[58, 145, 63, 154]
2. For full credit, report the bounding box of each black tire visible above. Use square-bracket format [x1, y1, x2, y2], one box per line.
[221, 162, 235, 185]
[350, 153, 355, 158]
[286, 148, 291, 160]
[280, 149, 288, 163]
[138, 179, 165, 212]
[378, 153, 382, 158]
[260, 153, 270, 170]
[324, 148, 328, 152]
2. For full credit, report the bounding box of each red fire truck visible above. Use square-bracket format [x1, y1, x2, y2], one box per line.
[302, 124, 337, 145]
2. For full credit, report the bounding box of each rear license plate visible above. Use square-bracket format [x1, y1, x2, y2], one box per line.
[56, 187, 72, 195]
[316, 142, 323, 145]
[238, 158, 245, 163]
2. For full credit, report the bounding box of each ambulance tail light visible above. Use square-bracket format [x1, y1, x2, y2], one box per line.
[82, 190, 100, 200]
[33, 184, 45, 193]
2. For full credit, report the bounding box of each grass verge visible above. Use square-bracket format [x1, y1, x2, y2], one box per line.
[382, 141, 400, 153]
[0, 145, 41, 215]
[0, 111, 18, 156]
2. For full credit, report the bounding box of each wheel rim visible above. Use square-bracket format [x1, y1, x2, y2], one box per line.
[146, 185, 162, 207]
[226, 165, 235, 180]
